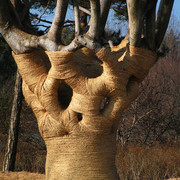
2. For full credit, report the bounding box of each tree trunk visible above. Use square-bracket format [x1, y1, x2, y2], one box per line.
[45, 134, 119, 180]
[0, 0, 174, 179]
[3, 71, 22, 172]
[11, 40, 156, 179]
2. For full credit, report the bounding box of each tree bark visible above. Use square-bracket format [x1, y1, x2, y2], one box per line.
[155, 0, 174, 49]
[3, 71, 22, 172]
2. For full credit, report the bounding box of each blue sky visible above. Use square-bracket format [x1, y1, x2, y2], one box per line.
[34, 0, 180, 35]
[172, 0, 180, 18]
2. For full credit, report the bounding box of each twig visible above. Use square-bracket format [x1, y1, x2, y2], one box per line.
[73, 0, 80, 37]
[79, 6, 91, 15]
[35, 0, 50, 24]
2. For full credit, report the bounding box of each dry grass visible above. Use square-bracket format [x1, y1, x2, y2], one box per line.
[1, 135, 180, 179]
[116, 142, 180, 180]
[0, 171, 44, 180]
[0, 133, 46, 174]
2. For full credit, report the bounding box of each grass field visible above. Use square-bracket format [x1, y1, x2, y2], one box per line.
[1, 132, 180, 180]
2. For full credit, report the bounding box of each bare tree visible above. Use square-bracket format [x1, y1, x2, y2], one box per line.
[0, 0, 174, 179]
[3, 0, 39, 171]
[119, 28, 180, 145]
[3, 71, 22, 172]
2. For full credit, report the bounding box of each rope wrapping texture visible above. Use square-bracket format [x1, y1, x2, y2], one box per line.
[12, 41, 156, 179]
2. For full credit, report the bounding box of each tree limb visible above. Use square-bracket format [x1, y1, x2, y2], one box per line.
[48, 0, 69, 44]
[145, 2, 157, 50]
[79, 6, 91, 16]
[0, 0, 39, 53]
[87, 0, 100, 40]
[35, 0, 51, 24]
[3, 71, 22, 172]
[73, 0, 80, 37]
[124, 28, 129, 40]
[99, 0, 113, 36]
[127, 0, 147, 47]
[155, 0, 174, 49]
[0, 0, 21, 28]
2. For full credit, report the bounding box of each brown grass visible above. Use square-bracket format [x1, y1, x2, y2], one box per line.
[1, 135, 180, 179]
[116, 142, 180, 180]
[0, 133, 46, 174]
[0, 171, 44, 180]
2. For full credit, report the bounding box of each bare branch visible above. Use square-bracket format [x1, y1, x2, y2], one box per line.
[99, 0, 113, 35]
[77, 35, 101, 51]
[73, 0, 80, 37]
[48, 0, 69, 44]
[155, 0, 174, 49]
[108, 40, 114, 48]
[35, 0, 50, 24]
[127, 0, 160, 48]
[79, 6, 91, 16]
[0, 0, 21, 28]
[58, 34, 101, 52]
[31, 14, 52, 24]
[13, 0, 34, 24]
[124, 28, 130, 40]
[145, 2, 157, 50]
[58, 39, 80, 51]
[127, 0, 144, 47]
[87, 0, 100, 40]
[0, 0, 38, 53]
[0, 0, 60, 53]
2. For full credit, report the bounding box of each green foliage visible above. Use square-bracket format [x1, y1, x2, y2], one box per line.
[112, 0, 128, 22]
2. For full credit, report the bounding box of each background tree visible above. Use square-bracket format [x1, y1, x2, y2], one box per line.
[3, 0, 41, 172]
[118, 24, 180, 145]
[0, 0, 174, 179]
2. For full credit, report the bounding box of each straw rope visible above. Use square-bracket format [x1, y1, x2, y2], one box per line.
[12, 40, 156, 179]
[45, 134, 119, 180]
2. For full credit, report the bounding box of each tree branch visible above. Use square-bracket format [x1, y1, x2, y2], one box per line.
[124, 28, 130, 40]
[0, 0, 21, 28]
[79, 6, 91, 16]
[127, 0, 144, 47]
[35, 0, 50, 24]
[73, 0, 80, 37]
[87, 0, 100, 40]
[99, 0, 113, 36]
[0, 0, 39, 53]
[155, 0, 174, 49]
[48, 0, 69, 44]
[145, 2, 157, 50]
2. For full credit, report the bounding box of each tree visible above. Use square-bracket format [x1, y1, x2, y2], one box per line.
[2, 0, 39, 172]
[0, 0, 174, 179]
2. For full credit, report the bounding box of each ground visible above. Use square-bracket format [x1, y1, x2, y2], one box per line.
[0, 171, 44, 180]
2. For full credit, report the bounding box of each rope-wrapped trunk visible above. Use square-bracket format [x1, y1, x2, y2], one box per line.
[45, 134, 118, 180]
[12, 41, 156, 179]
